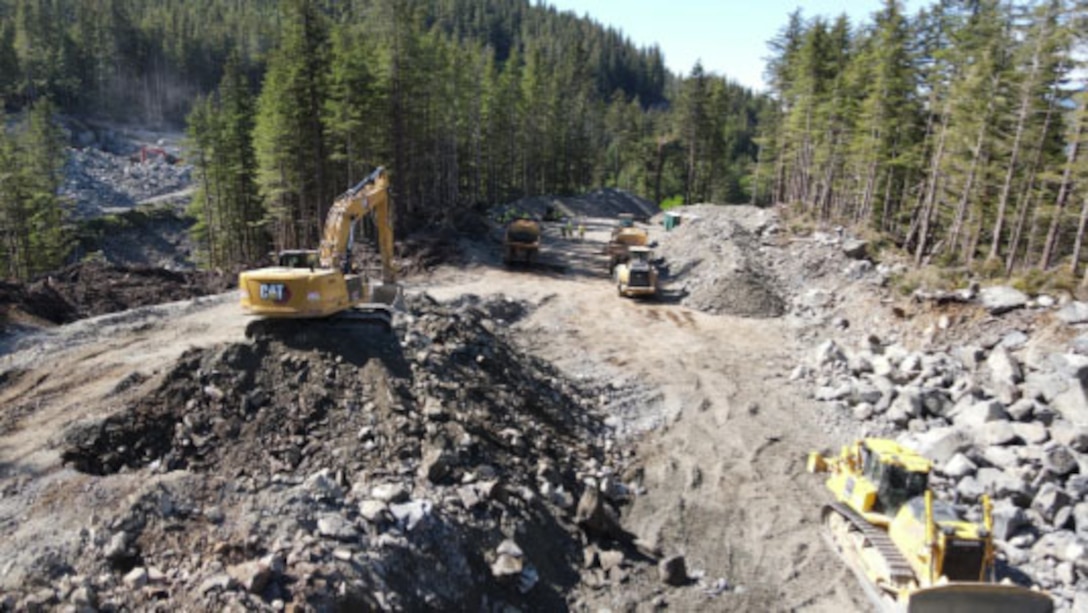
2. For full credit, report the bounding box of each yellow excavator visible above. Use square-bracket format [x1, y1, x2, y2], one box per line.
[808, 439, 1053, 613]
[238, 166, 400, 334]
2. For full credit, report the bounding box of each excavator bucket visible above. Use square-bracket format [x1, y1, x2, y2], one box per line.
[906, 583, 1053, 613]
[369, 282, 404, 310]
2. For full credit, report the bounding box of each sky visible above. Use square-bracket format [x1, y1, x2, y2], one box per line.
[544, 0, 928, 92]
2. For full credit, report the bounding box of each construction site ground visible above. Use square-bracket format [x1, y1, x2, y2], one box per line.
[427, 217, 869, 610]
[0, 204, 876, 611]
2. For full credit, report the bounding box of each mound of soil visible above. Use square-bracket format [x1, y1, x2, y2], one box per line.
[1, 261, 234, 330]
[49, 295, 636, 611]
[657, 205, 787, 318]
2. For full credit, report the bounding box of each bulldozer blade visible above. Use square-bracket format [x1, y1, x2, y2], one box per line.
[906, 583, 1053, 613]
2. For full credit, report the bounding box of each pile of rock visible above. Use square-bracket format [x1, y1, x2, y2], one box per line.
[656, 206, 894, 321]
[8, 294, 644, 610]
[655, 205, 787, 318]
[796, 296, 1088, 610]
[62, 147, 192, 218]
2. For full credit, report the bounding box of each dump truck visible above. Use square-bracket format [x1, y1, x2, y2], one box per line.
[503, 218, 541, 265]
[808, 438, 1053, 613]
[606, 214, 650, 272]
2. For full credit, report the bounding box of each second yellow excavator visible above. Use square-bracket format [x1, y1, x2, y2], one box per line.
[808, 439, 1053, 613]
[238, 166, 400, 333]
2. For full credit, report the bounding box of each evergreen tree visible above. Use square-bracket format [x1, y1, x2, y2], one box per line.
[253, 0, 330, 250]
[0, 99, 68, 279]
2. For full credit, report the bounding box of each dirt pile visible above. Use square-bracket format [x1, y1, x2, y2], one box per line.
[8, 295, 640, 611]
[499, 188, 658, 222]
[655, 205, 787, 317]
[0, 261, 234, 331]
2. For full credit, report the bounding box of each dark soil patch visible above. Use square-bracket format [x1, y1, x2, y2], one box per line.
[1, 261, 234, 330]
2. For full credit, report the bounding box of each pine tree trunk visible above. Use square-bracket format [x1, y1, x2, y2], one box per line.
[948, 91, 995, 260]
[990, 53, 1042, 261]
[1006, 95, 1053, 275]
[914, 109, 950, 265]
[1041, 103, 1083, 270]
[1065, 105, 1088, 274]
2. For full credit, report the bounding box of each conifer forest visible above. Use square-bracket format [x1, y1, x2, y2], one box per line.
[0, 0, 1086, 281]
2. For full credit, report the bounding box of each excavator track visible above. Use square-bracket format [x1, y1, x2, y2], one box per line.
[822, 503, 914, 611]
[245, 306, 393, 340]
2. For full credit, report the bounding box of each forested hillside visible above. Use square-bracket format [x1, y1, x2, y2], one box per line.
[756, 0, 1088, 283]
[0, 0, 764, 271]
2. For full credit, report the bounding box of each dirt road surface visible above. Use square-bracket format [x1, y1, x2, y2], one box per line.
[0, 211, 866, 610]
[424, 217, 867, 610]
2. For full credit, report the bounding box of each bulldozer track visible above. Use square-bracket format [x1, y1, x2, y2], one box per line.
[825, 502, 914, 583]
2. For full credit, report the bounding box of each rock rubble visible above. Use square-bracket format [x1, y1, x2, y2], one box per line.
[798, 294, 1088, 610]
[3, 294, 649, 611]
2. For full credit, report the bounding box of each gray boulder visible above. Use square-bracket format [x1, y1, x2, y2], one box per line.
[991, 501, 1027, 541]
[1050, 353, 1088, 379]
[942, 453, 977, 479]
[977, 467, 1030, 505]
[951, 345, 985, 371]
[1073, 334, 1088, 357]
[982, 446, 1020, 471]
[1032, 483, 1072, 523]
[1010, 421, 1048, 445]
[1056, 302, 1088, 325]
[909, 427, 973, 464]
[842, 239, 869, 260]
[316, 514, 358, 541]
[956, 475, 984, 501]
[982, 421, 1019, 446]
[987, 346, 1024, 386]
[998, 330, 1029, 350]
[1023, 372, 1068, 403]
[1043, 445, 1080, 476]
[1066, 475, 1088, 500]
[813, 340, 847, 369]
[1074, 502, 1088, 538]
[952, 400, 1008, 429]
[979, 286, 1028, 315]
[1051, 421, 1088, 452]
[1006, 398, 1037, 421]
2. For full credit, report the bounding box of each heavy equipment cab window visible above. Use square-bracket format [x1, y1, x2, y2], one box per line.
[279, 253, 316, 268]
[877, 465, 928, 513]
[862, 449, 878, 481]
[904, 497, 961, 523]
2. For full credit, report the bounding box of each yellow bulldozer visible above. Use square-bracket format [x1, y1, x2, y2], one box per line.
[808, 439, 1053, 613]
[613, 245, 659, 298]
[238, 166, 400, 334]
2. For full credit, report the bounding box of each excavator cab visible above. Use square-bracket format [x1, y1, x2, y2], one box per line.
[277, 250, 319, 269]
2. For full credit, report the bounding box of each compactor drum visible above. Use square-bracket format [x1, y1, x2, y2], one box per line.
[808, 439, 1053, 613]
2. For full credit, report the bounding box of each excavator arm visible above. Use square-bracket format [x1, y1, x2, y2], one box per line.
[318, 166, 395, 282]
